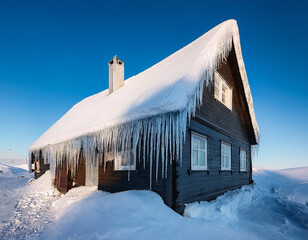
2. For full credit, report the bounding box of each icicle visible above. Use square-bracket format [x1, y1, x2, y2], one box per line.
[138, 131, 142, 163]
[155, 117, 161, 182]
[149, 122, 155, 190]
[161, 117, 165, 179]
[169, 115, 172, 165]
[143, 120, 147, 169]
[172, 115, 176, 161]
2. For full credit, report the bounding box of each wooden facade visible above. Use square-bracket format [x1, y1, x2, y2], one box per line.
[98, 45, 254, 213]
[33, 45, 256, 214]
[54, 153, 86, 193]
[173, 46, 253, 212]
[31, 151, 50, 179]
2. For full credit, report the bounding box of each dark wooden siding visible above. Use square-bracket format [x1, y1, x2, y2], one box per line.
[175, 122, 251, 212]
[175, 49, 253, 213]
[98, 148, 174, 208]
[54, 160, 74, 193]
[75, 154, 86, 187]
[33, 150, 50, 179]
[53, 152, 86, 193]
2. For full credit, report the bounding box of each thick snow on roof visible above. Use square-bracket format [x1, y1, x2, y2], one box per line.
[29, 19, 259, 151]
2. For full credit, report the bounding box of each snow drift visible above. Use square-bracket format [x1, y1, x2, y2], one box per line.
[1, 165, 308, 240]
[41, 191, 240, 240]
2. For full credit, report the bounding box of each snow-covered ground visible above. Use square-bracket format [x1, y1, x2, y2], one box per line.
[185, 170, 308, 240]
[1, 160, 307, 240]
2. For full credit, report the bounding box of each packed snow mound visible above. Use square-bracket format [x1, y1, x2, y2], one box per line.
[254, 167, 308, 206]
[41, 190, 239, 240]
[1, 166, 308, 240]
[27, 170, 54, 194]
[55, 186, 100, 218]
[185, 184, 308, 240]
[29, 19, 258, 152]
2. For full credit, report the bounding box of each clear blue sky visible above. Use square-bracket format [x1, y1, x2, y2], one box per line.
[1, 0, 307, 169]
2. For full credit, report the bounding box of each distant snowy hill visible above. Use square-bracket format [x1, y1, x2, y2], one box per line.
[1, 163, 308, 240]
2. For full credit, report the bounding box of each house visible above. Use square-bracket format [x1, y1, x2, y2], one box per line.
[29, 19, 259, 213]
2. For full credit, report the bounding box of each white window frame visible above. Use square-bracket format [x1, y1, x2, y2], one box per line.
[214, 71, 232, 110]
[221, 141, 231, 171]
[240, 148, 247, 172]
[191, 132, 208, 170]
[114, 150, 136, 171]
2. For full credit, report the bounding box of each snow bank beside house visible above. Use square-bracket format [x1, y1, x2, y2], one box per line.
[185, 167, 308, 240]
[27, 170, 54, 194]
[184, 184, 308, 240]
[41, 190, 238, 240]
[41, 167, 308, 240]
[2, 163, 308, 240]
[54, 186, 100, 218]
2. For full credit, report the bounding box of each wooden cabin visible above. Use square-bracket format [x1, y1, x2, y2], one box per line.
[29, 19, 259, 213]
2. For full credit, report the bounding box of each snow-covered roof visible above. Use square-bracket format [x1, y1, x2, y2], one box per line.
[29, 19, 259, 151]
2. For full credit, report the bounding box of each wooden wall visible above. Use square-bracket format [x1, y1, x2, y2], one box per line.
[75, 153, 86, 187]
[33, 151, 50, 179]
[98, 149, 175, 208]
[54, 160, 73, 193]
[54, 154, 86, 193]
[174, 47, 253, 213]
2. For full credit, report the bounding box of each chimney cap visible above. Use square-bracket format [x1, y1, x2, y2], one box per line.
[109, 55, 123, 65]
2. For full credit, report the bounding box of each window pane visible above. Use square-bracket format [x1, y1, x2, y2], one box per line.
[222, 85, 226, 103]
[121, 156, 129, 166]
[222, 156, 226, 168]
[240, 150, 246, 171]
[193, 138, 198, 149]
[226, 156, 230, 168]
[215, 76, 221, 87]
[199, 151, 205, 166]
[221, 143, 231, 170]
[193, 150, 198, 166]
[121, 153, 129, 166]
[226, 145, 231, 157]
[120, 151, 134, 167]
[242, 159, 246, 170]
[191, 134, 207, 170]
[222, 93, 226, 103]
[199, 140, 206, 150]
[215, 86, 220, 99]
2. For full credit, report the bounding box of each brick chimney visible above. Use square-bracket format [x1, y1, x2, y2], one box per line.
[108, 56, 124, 94]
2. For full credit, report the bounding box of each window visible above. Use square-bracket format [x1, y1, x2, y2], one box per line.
[240, 149, 247, 172]
[221, 142, 231, 170]
[214, 72, 232, 110]
[191, 132, 207, 170]
[114, 150, 136, 171]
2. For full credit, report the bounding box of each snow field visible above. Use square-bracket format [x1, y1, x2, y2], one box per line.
[1, 162, 308, 240]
